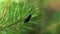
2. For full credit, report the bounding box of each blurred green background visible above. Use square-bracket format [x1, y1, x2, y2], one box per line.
[0, 0, 60, 34]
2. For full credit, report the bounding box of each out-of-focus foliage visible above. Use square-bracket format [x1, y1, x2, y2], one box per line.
[0, 0, 60, 34]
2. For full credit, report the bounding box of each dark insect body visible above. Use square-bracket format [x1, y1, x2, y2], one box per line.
[24, 14, 32, 23]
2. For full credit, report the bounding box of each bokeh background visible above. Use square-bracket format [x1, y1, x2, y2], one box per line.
[0, 0, 60, 34]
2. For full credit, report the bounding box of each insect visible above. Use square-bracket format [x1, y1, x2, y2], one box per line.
[24, 14, 32, 23]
